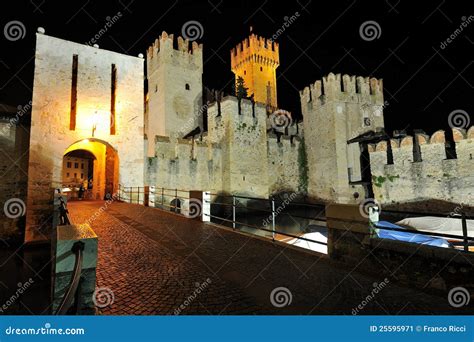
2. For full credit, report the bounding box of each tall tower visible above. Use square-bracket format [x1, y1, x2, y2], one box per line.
[230, 32, 279, 110]
[146, 32, 203, 156]
[300, 73, 385, 203]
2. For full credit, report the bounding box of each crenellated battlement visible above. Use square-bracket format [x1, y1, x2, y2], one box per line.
[300, 73, 384, 105]
[368, 127, 474, 162]
[208, 95, 267, 120]
[146, 31, 203, 73]
[368, 127, 474, 204]
[230, 33, 279, 70]
[154, 135, 221, 161]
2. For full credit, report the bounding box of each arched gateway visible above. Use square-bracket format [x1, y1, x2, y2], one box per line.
[63, 139, 119, 200]
[25, 32, 144, 243]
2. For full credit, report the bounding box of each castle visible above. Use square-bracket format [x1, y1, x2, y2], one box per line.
[144, 30, 472, 206]
[16, 28, 474, 242]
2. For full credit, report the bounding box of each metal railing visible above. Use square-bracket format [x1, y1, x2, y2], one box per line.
[117, 185, 473, 253]
[118, 185, 145, 205]
[378, 209, 473, 252]
[155, 188, 192, 212]
[57, 189, 71, 225]
[123, 186, 328, 248]
[54, 189, 86, 314]
[203, 192, 327, 247]
[55, 241, 85, 315]
[118, 185, 195, 215]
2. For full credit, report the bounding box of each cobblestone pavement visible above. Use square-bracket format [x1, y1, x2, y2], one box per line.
[69, 201, 462, 315]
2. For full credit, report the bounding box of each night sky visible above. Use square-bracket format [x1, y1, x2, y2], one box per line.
[1, 0, 472, 136]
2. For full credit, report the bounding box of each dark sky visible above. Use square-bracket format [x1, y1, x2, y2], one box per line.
[0, 0, 472, 135]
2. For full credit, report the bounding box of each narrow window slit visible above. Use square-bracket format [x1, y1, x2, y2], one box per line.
[69, 54, 78, 130]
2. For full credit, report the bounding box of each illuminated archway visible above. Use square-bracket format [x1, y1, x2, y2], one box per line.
[63, 138, 119, 200]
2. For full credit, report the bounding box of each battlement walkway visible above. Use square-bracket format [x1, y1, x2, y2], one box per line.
[68, 201, 461, 315]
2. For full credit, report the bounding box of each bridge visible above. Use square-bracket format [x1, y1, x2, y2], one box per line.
[57, 200, 461, 315]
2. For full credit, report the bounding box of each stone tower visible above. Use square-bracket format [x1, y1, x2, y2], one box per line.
[300, 73, 385, 203]
[207, 96, 269, 198]
[27, 32, 144, 242]
[146, 32, 203, 156]
[230, 33, 279, 111]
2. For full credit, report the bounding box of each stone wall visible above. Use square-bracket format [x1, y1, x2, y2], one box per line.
[369, 127, 474, 205]
[145, 95, 302, 199]
[26, 32, 144, 242]
[267, 135, 301, 195]
[0, 117, 29, 240]
[300, 73, 385, 203]
[146, 136, 223, 195]
[327, 204, 474, 294]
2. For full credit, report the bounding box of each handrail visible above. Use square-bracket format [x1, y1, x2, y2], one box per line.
[381, 208, 474, 220]
[57, 189, 71, 226]
[378, 209, 472, 252]
[205, 200, 327, 222]
[204, 213, 327, 246]
[204, 191, 325, 209]
[160, 188, 190, 193]
[123, 186, 472, 252]
[374, 223, 474, 242]
[55, 241, 85, 315]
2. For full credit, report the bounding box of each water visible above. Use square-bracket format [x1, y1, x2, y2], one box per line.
[210, 204, 328, 251]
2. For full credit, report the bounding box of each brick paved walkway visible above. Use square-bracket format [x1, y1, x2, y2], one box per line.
[69, 201, 461, 315]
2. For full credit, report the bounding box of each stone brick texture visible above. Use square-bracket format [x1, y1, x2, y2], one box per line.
[68, 201, 468, 315]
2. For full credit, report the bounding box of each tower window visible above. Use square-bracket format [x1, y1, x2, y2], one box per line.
[260, 66, 263, 71]
[185, 83, 190, 90]
[110, 64, 117, 135]
[155, 85, 158, 93]
[69, 54, 78, 130]
[244, 70, 246, 75]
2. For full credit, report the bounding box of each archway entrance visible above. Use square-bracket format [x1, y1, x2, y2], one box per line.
[62, 149, 95, 200]
[63, 139, 119, 200]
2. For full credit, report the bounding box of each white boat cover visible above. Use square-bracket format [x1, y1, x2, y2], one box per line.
[396, 216, 474, 239]
[287, 232, 328, 254]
